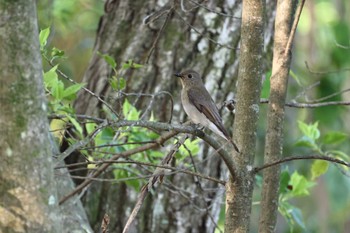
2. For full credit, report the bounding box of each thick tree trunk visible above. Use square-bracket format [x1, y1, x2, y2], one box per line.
[0, 1, 62, 232]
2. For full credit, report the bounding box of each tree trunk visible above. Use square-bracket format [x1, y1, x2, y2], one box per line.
[259, 0, 298, 232]
[224, 0, 265, 232]
[0, 1, 62, 232]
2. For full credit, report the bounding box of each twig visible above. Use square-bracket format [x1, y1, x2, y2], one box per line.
[284, 0, 305, 57]
[56, 160, 226, 185]
[188, 0, 241, 18]
[122, 136, 185, 233]
[146, 6, 174, 63]
[227, 99, 350, 109]
[54, 120, 109, 164]
[254, 154, 350, 173]
[58, 130, 179, 205]
[174, 10, 235, 50]
[305, 61, 350, 75]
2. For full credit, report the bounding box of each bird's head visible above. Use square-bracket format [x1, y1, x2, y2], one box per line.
[174, 70, 203, 88]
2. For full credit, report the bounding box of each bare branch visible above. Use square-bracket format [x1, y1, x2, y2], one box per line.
[254, 154, 350, 173]
[174, 10, 236, 50]
[305, 61, 350, 75]
[284, 0, 305, 57]
[188, 0, 241, 18]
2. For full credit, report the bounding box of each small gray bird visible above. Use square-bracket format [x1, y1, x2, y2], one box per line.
[175, 70, 239, 152]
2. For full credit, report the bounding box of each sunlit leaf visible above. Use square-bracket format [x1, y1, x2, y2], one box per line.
[97, 52, 116, 69]
[311, 160, 329, 180]
[289, 171, 315, 197]
[39, 27, 50, 49]
[43, 65, 58, 88]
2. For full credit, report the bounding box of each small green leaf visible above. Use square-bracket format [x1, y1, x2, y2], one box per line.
[123, 99, 140, 120]
[122, 59, 144, 69]
[322, 131, 347, 145]
[86, 122, 97, 134]
[109, 76, 126, 90]
[294, 136, 317, 149]
[66, 115, 83, 136]
[289, 171, 314, 197]
[97, 52, 116, 69]
[52, 81, 65, 100]
[51, 47, 65, 59]
[63, 83, 85, 98]
[39, 27, 50, 49]
[297, 121, 320, 140]
[311, 160, 329, 180]
[43, 65, 58, 88]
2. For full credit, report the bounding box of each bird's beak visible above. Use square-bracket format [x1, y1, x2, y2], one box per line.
[174, 72, 183, 78]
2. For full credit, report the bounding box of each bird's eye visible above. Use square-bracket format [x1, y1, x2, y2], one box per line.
[188, 74, 192, 78]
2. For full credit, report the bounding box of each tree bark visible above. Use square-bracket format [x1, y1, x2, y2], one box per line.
[224, 0, 265, 232]
[0, 1, 62, 232]
[258, 0, 297, 232]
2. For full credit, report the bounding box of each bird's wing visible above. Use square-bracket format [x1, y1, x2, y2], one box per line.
[187, 88, 231, 139]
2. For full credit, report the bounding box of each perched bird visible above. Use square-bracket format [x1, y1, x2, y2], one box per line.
[175, 70, 239, 152]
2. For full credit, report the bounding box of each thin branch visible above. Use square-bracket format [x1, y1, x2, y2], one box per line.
[174, 10, 235, 50]
[305, 61, 350, 75]
[123, 186, 148, 233]
[58, 129, 179, 205]
[54, 120, 109, 164]
[188, 0, 241, 18]
[122, 136, 184, 233]
[284, 0, 305, 57]
[145, 5, 174, 63]
[254, 154, 350, 173]
[226, 98, 350, 109]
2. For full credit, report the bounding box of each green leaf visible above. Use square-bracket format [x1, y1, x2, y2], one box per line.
[66, 115, 83, 136]
[122, 59, 143, 69]
[43, 65, 58, 88]
[63, 83, 85, 98]
[294, 136, 317, 149]
[97, 52, 116, 69]
[311, 160, 329, 180]
[39, 27, 50, 49]
[85, 123, 97, 134]
[109, 76, 126, 90]
[51, 47, 65, 59]
[52, 80, 65, 100]
[290, 70, 302, 86]
[322, 131, 347, 145]
[123, 99, 140, 120]
[289, 171, 314, 197]
[297, 121, 320, 140]
[279, 170, 291, 194]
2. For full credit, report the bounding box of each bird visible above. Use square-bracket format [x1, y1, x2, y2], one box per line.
[175, 70, 239, 152]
